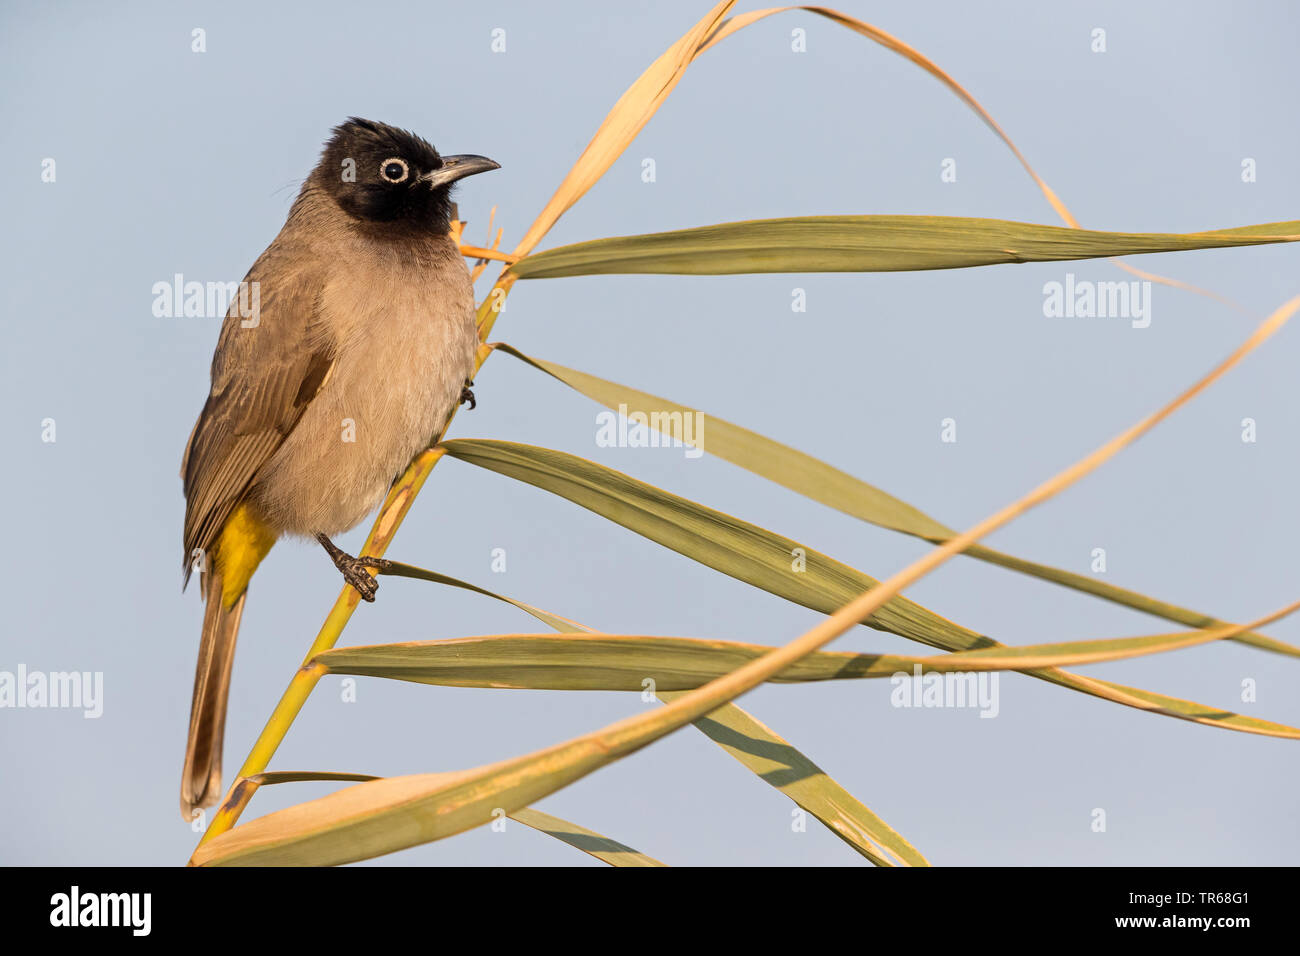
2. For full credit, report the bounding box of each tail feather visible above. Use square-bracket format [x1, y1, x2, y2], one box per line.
[181, 569, 246, 820]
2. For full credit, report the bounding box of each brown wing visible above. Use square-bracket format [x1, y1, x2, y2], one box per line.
[181, 248, 335, 585]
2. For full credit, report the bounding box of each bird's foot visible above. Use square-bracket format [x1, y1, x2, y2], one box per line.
[315, 533, 391, 603]
[460, 381, 476, 410]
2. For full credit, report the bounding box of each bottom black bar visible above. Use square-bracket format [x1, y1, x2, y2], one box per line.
[5, 866, 1279, 940]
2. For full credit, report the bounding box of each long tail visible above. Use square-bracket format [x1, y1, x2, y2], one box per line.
[181, 568, 247, 820]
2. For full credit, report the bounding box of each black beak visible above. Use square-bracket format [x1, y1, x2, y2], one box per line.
[420, 154, 500, 189]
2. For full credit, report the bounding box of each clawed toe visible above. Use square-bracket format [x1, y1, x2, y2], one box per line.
[315, 533, 387, 602]
[341, 561, 379, 602]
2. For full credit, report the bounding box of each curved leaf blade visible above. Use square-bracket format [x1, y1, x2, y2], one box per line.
[656, 688, 925, 866]
[440, 438, 1300, 739]
[506, 216, 1300, 279]
[493, 343, 1300, 658]
[316, 634, 889, 689]
[512, 0, 735, 257]
[378, 562, 588, 634]
[338, 567, 927, 866]
[316, 623, 1296, 689]
[508, 807, 667, 867]
[234, 771, 662, 867]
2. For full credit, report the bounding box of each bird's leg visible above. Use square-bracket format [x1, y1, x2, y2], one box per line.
[460, 379, 476, 410]
[314, 533, 391, 603]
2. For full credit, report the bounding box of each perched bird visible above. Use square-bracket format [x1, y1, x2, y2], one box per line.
[179, 118, 499, 818]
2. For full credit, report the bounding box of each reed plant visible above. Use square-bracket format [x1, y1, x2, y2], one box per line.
[188, 2, 1300, 867]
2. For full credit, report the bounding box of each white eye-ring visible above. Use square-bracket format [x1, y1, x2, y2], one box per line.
[379, 157, 410, 183]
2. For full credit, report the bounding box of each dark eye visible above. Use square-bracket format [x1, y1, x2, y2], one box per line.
[379, 158, 409, 183]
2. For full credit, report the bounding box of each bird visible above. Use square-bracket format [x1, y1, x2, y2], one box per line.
[178, 117, 499, 819]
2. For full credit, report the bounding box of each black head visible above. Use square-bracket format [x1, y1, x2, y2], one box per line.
[314, 117, 498, 233]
